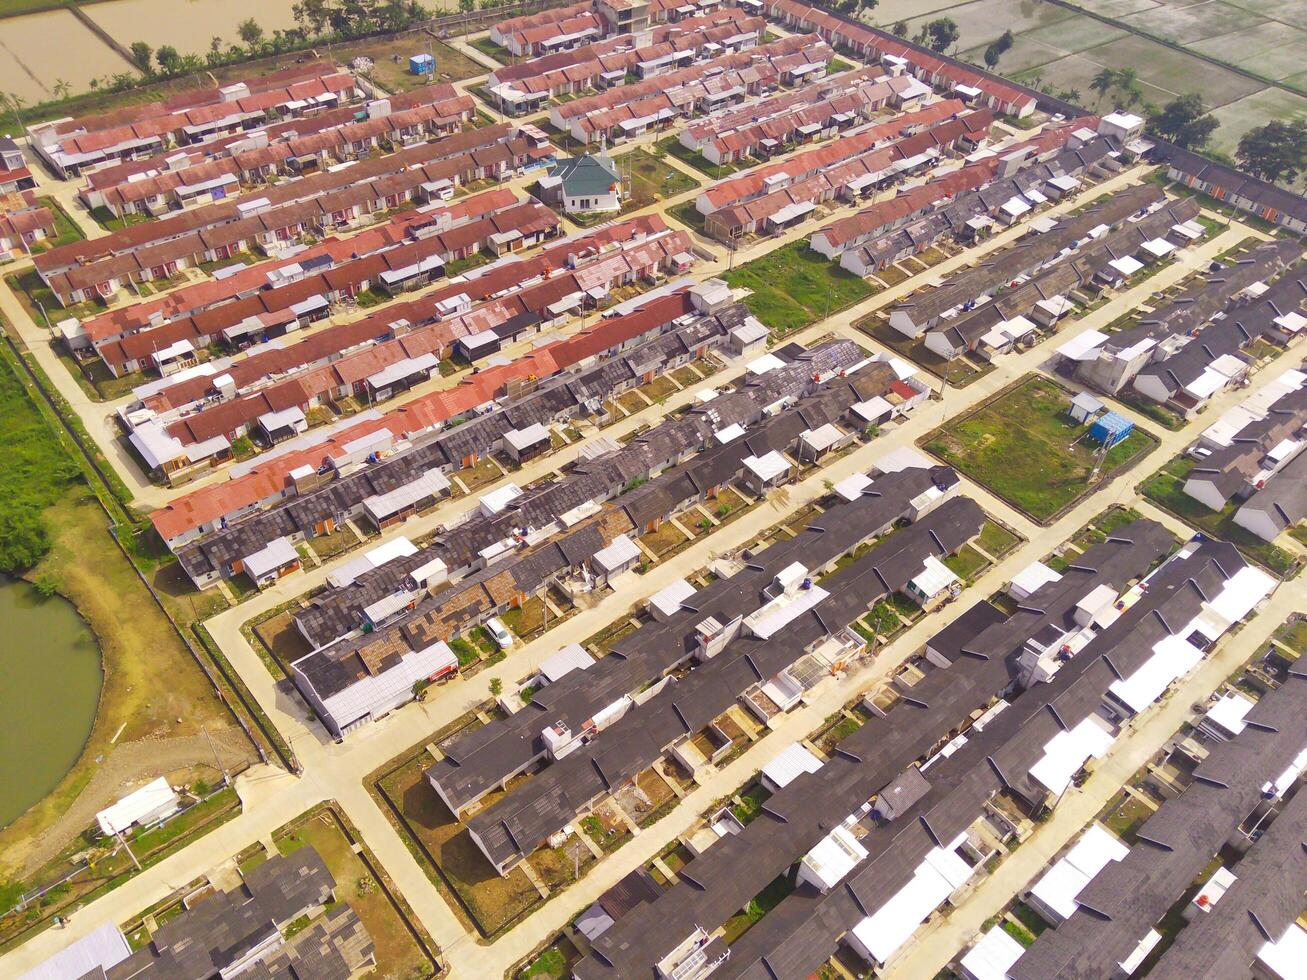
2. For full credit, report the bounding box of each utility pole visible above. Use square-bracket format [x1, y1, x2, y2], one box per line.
[115, 827, 142, 872]
[202, 724, 230, 787]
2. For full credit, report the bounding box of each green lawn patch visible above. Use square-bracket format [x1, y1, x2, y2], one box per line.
[1274, 619, 1307, 657]
[925, 376, 1157, 524]
[944, 544, 990, 580]
[470, 36, 513, 65]
[667, 199, 708, 234]
[725, 241, 874, 336]
[731, 783, 772, 825]
[34, 197, 86, 247]
[614, 147, 699, 206]
[977, 521, 1021, 558]
[657, 136, 751, 177]
[446, 251, 494, 277]
[1140, 457, 1298, 577]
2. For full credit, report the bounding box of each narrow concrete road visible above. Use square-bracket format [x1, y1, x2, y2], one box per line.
[1, 207, 1277, 978]
[2, 75, 1292, 980]
[882, 582, 1307, 980]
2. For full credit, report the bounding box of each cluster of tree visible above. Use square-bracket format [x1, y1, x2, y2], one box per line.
[1147, 92, 1219, 151]
[825, 0, 877, 15]
[457, 0, 536, 13]
[0, 362, 83, 575]
[123, 0, 431, 82]
[915, 17, 959, 53]
[1019, 72, 1080, 105]
[1088, 66, 1142, 107]
[983, 29, 1013, 69]
[1237, 120, 1307, 185]
[291, 0, 430, 35]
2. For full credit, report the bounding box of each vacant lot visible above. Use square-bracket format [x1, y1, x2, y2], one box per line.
[924, 376, 1156, 523]
[725, 241, 875, 336]
[338, 36, 485, 89]
[0, 340, 253, 887]
[614, 148, 699, 207]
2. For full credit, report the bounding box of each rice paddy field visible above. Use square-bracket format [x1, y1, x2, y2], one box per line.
[856, 0, 1307, 161]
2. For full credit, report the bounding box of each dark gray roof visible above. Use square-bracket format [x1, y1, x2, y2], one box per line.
[108, 848, 345, 980]
[1160, 143, 1307, 227]
[576, 519, 1173, 980]
[429, 464, 967, 813]
[899, 183, 1170, 328]
[466, 497, 988, 870]
[1012, 666, 1307, 980]
[719, 540, 1251, 980]
[1149, 781, 1307, 979]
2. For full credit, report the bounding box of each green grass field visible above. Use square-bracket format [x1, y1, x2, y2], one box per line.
[614, 148, 699, 207]
[725, 241, 876, 336]
[925, 376, 1156, 523]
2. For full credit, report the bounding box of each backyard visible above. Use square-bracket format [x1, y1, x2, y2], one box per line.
[725, 241, 876, 336]
[1139, 456, 1298, 577]
[924, 376, 1157, 523]
[376, 753, 548, 937]
[857, 313, 993, 388]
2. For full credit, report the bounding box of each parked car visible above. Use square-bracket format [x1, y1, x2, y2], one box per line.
[485, 617, 514, 649]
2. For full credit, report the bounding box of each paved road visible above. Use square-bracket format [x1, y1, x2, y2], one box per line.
[2, 198, 1284, 978]
[3, 57, 1300, 977]
[882, 579, 1307, 980]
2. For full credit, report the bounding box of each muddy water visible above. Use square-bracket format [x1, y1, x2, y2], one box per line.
[0, 8, 135, 103]
[0, 576, 103, 829]
[84, 0, 304, 54]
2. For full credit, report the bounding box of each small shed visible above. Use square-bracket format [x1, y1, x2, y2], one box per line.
[97, 778, 181, 836]
[592, 533, 642, 580]
[1068, 391, 1103, 424]
[1089, 411, 1134, 448]
[502, 422, 551, 463]
[648, 578, 695, 620]
[410, 53, 434, 75]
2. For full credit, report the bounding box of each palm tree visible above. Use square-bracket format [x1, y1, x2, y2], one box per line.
[52, 78, 71, 99]
[1090, 67, 1116, 106]
[1, 91, 26, 131]
[1114, 68, 1143, 106]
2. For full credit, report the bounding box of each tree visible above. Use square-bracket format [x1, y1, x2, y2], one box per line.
[459, 0, 473, 10]
[1090, 67, 1115, 106]
[918, 17, 959, 53]
[1148, 93, 1219, 150]
[130, 40, 153, 73]
[238, 18, 264, 48]
[0, 503, 51, 573]
[1237, 120, 1307, 184]
[293, 0, 333, 35]
[52, 78, 71, 99]
[891, 20, 908, 37]
[983, 28, 1013, 69]
[1114, 67, 1142, 107]
[156, 45, 181, 74]
[489, 677, 503, 696]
